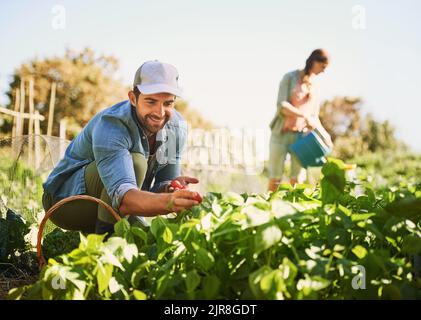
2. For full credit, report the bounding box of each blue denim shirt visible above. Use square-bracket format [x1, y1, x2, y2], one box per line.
[42, 100, 187, 212]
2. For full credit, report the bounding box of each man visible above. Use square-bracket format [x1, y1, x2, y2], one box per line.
[42, 60, 200, 234]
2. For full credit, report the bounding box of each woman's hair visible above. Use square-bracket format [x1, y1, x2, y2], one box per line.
[302, 49, 329, 98]
[304, 49, 329, 77]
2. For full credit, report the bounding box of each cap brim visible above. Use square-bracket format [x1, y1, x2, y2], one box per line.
[136, 84, 183, 98]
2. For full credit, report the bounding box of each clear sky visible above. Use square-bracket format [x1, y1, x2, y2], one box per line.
[0, 0, 420, 152]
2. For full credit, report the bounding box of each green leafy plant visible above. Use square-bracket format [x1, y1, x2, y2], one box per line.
[0, 208, 30, 263]
[8, 158, 421, 300]
[42, 228, 81, 261]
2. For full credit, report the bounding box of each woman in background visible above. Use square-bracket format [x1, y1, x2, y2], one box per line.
[268, 49, 333, 191]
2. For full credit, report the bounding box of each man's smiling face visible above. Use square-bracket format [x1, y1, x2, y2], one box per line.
[129, 89, 176, 134]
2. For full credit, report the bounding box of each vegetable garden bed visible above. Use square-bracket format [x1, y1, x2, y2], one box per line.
[5, 158, 420, 300]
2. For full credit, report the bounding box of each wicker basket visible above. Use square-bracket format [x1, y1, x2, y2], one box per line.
[36, 195, 121, 267]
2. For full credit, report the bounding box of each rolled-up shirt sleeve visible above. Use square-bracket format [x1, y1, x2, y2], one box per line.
[113, 183, 138, 210]
[92, 115, 138, 212]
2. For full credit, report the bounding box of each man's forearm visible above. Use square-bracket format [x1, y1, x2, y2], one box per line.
[119, 189, 171, 217]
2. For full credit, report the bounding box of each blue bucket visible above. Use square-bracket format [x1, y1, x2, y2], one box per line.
[288, 130, 331, 168]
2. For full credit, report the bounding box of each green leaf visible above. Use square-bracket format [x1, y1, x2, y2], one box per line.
[381, 285, 401, 300]
[203, 275, 220, 299]
[223, 192, 245, 206]
[271, 200, 297, 218]
[131, 261, 156, 287]
[97, 262, 113, 294]
[133, 290, 147, 300]
[338, 204, 352, 217]
[297, 275, 330, 292]
[79, 233, 105, 251]
[254, 224, 282, 254]
[7, 286, 27, 300]
[156, 274, 169, 298]
[402, 235, 421, 255]
[114, 219, 130, 238]
[131, 226, 148, 242]
[260, 269, 287, 299]
[241, 205, 271, 228]
[100, 248, 124, 269]
[248, 266, 273, 299]
[385, 236, 398, 249]
[108, 277, 122, 294]
[150, 217, 166, 239]
[321, 158, 346, 204]
[351, 213, 376, 222]
[122, 243, 138, 263]
[385, 197, 421, 219]
[280, 257, 298, 282]
[352, 245, 368, 259]
[162, 227, 173, 244]
[185, 269, 201, 292]
[195, 248, 215, 272]
[0, 209, 30, 262]
[211, 201, 223, 216]
[305, 247, 319, 260]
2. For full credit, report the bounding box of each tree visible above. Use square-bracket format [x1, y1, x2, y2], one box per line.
[319, 96, 404, 160]
[2, 48, 128, 139]
[1, 48, 212, 139]
[318, 96, 362, 142]
[360, 115, 398, 152]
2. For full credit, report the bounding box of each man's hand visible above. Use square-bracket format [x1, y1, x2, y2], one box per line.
[119, 188, 202, 217]
[166, 176, 199, 192]
[166, 189, 201, 213]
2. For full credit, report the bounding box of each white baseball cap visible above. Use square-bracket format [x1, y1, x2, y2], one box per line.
[133, 60, 183, 98]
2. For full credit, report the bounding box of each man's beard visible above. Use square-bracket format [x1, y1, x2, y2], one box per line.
[140, 114, 170, 135]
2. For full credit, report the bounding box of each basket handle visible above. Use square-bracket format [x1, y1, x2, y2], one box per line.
[37, 195, 121, 268]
